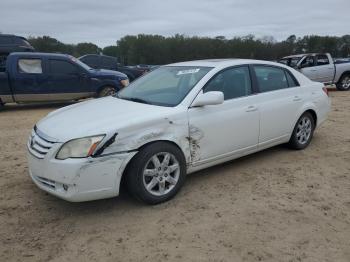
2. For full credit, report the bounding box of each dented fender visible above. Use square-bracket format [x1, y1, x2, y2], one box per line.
[98, 114, 194, 165]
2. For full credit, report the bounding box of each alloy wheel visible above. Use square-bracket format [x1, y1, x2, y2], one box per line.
[142, 152, 180, 196]
[296, 116, 312, 145]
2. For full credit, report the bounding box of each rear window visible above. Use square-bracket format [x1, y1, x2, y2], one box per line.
[18, 59, 42, 74]
[316, 54, 330, 66]
[254, 66, 289, 92]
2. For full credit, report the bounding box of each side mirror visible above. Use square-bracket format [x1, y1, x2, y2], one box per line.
[191, 91, 224, 107]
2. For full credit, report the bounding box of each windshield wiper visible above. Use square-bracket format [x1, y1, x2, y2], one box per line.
[117, 95, 151, 105]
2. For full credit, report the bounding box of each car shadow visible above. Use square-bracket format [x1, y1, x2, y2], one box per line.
[36, 144, 292, 217]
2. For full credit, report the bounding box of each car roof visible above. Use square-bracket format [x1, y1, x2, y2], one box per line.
[0, 34, 28, 40]
[9, 52, 72, 58]
[167, 58, 285, 68]
[282, 53, 327, 59]
[80, 54, 115, 59]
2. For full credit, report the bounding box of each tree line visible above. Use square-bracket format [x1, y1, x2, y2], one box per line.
[27, 34, 350, 65]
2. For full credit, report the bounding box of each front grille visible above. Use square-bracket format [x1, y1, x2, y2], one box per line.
[27, 128, 56, 159]
[35, 176, 56, 189]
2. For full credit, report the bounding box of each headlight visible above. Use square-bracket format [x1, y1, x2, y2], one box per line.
[56, 135, 105, 160]
[120, 79, 129, 87]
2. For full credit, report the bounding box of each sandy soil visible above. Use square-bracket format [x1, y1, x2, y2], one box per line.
[0, 92, 349, 262]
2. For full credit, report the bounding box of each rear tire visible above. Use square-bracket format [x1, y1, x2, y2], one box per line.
[336, 74, 350, 91]
[98, 86, 116, 97]
[288, 112, 315, 150]
[126, 142, 186, 205]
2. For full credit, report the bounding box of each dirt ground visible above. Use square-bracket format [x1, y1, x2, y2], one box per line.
[0, 92, 349, 262]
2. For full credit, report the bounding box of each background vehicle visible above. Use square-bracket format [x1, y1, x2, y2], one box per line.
[79, 54, 146, 82]
[27, 59, 330, 204]
[0, 52, 128, 106]
[278, 53, 350, 91]
[0, 34, 35, 72]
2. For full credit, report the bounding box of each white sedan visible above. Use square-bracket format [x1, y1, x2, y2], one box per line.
[27, 59, 331, 204]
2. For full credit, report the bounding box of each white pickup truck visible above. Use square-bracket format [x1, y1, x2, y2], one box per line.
[279, 53, 350, 91]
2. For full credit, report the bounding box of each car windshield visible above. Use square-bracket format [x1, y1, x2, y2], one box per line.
[116, 66, 213, 107]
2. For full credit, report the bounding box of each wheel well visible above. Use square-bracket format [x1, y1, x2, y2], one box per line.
[119, 140, 185, 189]
[305, 109, 317, 126]
[97, 85, 117, 95]
[337, 71, 350, 84]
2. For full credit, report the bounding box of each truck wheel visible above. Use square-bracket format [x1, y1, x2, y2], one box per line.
[336, 74, 350, 91]
[98, 86, 116, 97]
[126, 142, 186, 205]
[288, 112, 315, 150]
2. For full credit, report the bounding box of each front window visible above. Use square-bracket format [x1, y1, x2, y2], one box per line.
[278, 57, 302, 68]
[117, 66, 213, 107]
[49, 60, 79, 74]
[300, 56, 315, 68]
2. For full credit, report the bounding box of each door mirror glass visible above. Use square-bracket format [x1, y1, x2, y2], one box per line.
[191, 91, 224, 107]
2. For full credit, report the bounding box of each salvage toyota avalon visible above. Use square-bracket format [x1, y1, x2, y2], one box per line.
[27, 59, 331, 204]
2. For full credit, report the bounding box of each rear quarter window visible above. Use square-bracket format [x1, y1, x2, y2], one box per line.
[18, 59, 43, 74]
[285, 70, 299, 87]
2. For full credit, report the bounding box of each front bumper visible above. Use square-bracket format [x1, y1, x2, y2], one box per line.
[27, 148, 136, 202]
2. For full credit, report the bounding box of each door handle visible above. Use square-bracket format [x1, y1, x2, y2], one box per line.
[246, 105, 257, 112]
[293, 96, 302, 101]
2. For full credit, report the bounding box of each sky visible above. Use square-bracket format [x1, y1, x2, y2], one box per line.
[0, 0, 349, 47]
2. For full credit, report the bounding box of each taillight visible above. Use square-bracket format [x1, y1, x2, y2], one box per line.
[322, 87, 329, 96]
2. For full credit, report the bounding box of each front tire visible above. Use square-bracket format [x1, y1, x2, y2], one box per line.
[98, 86, 116, 97]
[126, 142, 186, 205]
[336, 74, 350, 91]
[288, 112, 315, 150]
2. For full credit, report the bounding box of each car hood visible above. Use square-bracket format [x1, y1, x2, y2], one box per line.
[90, 69, 127, 78]
[36, 97, 174, 142]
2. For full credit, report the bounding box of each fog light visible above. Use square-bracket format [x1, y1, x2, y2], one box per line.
[63, 184, 69, 191]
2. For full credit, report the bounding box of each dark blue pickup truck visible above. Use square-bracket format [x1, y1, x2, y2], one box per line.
[0, 52, 129, 106]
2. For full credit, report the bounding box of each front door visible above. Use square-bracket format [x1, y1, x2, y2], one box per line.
[299, 55, 319, 81]
[188, 66, 259, 164]
[47, 59, 90, 101]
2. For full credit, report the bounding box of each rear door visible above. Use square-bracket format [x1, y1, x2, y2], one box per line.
[47, 59, 91, 101]
[11, 56, 50, 102]
[252, 65, 303, 148]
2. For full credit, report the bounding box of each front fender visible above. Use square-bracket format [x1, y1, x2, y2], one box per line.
[98, 116, 191, 165]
